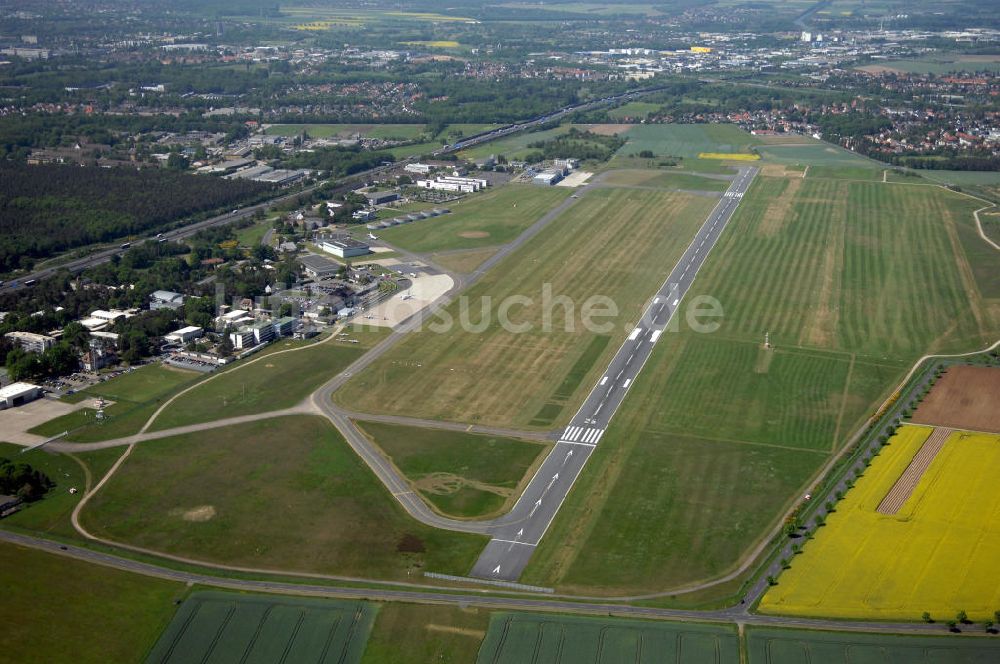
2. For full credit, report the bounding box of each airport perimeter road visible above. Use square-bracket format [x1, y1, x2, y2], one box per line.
[0, 528, 967, 637]
[469, 166, 759, 581]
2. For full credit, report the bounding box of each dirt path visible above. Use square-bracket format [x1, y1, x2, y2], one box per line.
[876, 427, 952, 514]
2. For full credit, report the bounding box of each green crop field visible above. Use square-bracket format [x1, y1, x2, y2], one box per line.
[377, 184, 571, 254]
[146, 591, 374, 664]
[523, 175, 1000, 595]
[150, 328, 386, 431]
[29, 363, 201, 443]
[615, 124, 761, 159]
[600, 168, 731, 191]
[356, 421, 548, 518]
[0, 542, 182, 664]
[746, 626, 1000, 663]
[337, 187, 716, 428]
[477, 613, 739, 663]
[607, 101, 661, 119]
[82, 416, 487, 580]
[362, 603, 490, 664]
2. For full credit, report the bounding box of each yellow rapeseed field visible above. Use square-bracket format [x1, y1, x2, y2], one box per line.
[760, 425, 1000, 621]
[697, 152, 761, 161]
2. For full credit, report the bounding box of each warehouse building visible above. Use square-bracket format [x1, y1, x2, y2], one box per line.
[299, 254, 342, 279]
[164, 326, 204, 344]
[0, 382, 41, 410]
[364, 190, 400, 205]
[415, 175, 488, 193]
[320, 236, 370, 259]
[532, 170, 563, 186]
[150, 290, 185, 310]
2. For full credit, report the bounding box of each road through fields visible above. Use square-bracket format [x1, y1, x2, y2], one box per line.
[469, 166, 758, 581]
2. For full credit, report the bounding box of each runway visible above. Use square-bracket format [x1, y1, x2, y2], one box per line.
[469, 166, 759, 581]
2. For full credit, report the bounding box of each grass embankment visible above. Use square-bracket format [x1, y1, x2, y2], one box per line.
[82, 416, 487, 580]
[0, 542, 183, 664]
[150, 327, 386, 430]
[338, 187, 715, 428]
[524, 174, 999, 595]
[356, 421, 548, 518]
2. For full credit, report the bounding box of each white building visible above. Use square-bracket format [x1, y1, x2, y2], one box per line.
[404, 163, 433, 174]
[319, 236, 370, 259]
[165, 326, 204, 344]
[415, 175, 488, 193]
[0, 382, 41, 409]
[4, 331, 56, 354]
[532, 170, 563, 186]
[150, 290, 185, 310]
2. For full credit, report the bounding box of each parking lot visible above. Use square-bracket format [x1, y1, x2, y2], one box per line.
[0, 394, 110, 446]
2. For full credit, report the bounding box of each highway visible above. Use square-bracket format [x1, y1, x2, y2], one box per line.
[1, 165, 397, 293]
[469, 166, 759, 581]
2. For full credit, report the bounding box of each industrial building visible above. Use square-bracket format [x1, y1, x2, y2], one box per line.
[364, 190, 400, 205]
[404, 163, 433, 174]
[165, 326, 204, 344]
[319, 236, 370, 259]
[532, 170, 563, 186]
[0, 382, 41, 409]
[4, 331, 56, 354]
[299, 254, 342, 279]
[150, 290, 185, 310]
[415, 175, 488, 193]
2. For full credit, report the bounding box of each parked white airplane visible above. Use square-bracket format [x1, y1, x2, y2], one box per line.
[400, 293, 414, 300]
[368, 232, 378, 240]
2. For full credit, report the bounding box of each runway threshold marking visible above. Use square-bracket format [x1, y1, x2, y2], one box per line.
[558, 439, 596, 447]
[492, 539, 537, 547]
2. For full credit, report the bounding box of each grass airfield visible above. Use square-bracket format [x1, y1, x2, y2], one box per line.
[82, 416, 487, 581]
[356, 421, 548, 519]
[523, 157, 998, 594]
[337, 186, 716, 428]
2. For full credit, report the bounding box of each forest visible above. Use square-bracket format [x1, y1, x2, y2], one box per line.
[0, 163, 273, 272]
[524, 127, 625, 162]
[0, 457, 54, 502]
